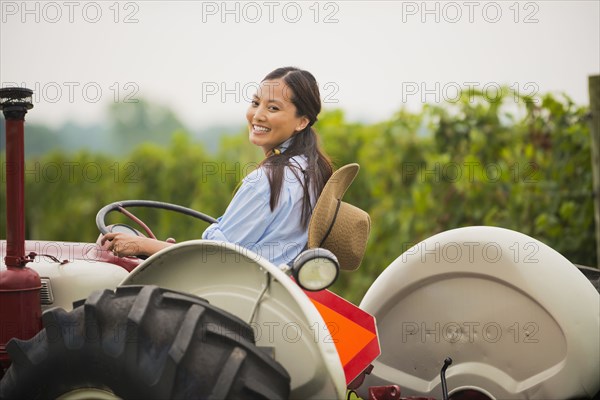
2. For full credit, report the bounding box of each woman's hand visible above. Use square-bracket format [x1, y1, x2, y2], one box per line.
[101, 232, 172, 257]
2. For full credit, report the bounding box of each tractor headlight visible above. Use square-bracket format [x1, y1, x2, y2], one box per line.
[292, 248, 340, 291]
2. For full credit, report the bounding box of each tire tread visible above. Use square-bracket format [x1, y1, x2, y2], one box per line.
[0, 285, 290, 400]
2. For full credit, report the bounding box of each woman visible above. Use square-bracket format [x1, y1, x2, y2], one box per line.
[102, 67, 333, 265]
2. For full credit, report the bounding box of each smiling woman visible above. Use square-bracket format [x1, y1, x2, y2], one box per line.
[102, 67, 333, 266]
[248, 78, 310, 154]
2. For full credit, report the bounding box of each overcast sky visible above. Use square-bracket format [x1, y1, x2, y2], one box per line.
[1, 1, 599, 130]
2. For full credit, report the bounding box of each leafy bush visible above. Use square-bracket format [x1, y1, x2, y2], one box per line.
[0, 88, 595, 304]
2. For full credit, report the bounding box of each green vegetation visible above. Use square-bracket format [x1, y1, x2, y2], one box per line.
[0, 88, 595, 304]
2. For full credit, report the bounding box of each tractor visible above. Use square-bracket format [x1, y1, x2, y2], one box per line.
[0, 87, 598, 399]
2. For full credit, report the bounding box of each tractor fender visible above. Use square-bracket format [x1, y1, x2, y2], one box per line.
[120, 239, 347, 400]
[357, 226, 600, 400]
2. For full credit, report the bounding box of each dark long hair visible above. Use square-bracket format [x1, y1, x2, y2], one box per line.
[260, 67, 333, 228]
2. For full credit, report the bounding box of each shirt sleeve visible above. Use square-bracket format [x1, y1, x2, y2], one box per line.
[201, 169, 274, 247]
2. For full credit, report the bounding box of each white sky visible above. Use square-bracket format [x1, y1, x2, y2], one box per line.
[1, 0, 599, 130]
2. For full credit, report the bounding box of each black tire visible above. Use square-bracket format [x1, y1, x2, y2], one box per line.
[0, 285, 290, 400]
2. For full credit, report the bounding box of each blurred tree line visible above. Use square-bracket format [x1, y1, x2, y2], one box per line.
[0, 87, 595, 304]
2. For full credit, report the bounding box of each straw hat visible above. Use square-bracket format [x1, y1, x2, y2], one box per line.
[308, 163, 371, 270]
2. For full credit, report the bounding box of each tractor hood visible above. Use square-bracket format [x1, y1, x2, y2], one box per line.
[0, 240, 132, 311]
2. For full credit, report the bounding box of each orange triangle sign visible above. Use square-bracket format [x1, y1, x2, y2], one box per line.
[305, 289, 381, 385]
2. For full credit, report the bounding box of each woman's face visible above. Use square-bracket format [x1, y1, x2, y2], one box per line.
[246, 79, 309, 155]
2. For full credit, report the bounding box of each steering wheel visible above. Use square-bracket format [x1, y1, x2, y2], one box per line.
[96, 200, 218, 237]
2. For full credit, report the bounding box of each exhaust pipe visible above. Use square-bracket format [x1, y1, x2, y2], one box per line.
[0, 87, 42, 372]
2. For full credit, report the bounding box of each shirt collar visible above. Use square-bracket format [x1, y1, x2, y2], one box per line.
[277, 136, 295, 153]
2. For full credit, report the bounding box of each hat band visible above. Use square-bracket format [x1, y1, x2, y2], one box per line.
[319, 199, 342, 247]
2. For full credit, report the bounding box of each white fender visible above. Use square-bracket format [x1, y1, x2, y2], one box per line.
[120, 240, 347, 400]
[358, 226, 599, 399]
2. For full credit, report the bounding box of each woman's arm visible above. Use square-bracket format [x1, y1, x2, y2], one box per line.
[100, 232, 173, 257]
[101, 170, 278, 258]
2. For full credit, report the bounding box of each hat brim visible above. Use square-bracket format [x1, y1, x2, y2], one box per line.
[320, 201, 371, 271]
[308, 164, 359, 248]
[308, 163, 370, 271]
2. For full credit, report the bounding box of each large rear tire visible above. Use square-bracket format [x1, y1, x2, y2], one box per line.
[0, 285, 290, 400]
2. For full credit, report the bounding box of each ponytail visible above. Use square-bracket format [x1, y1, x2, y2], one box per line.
[261, 127, 332, 227]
